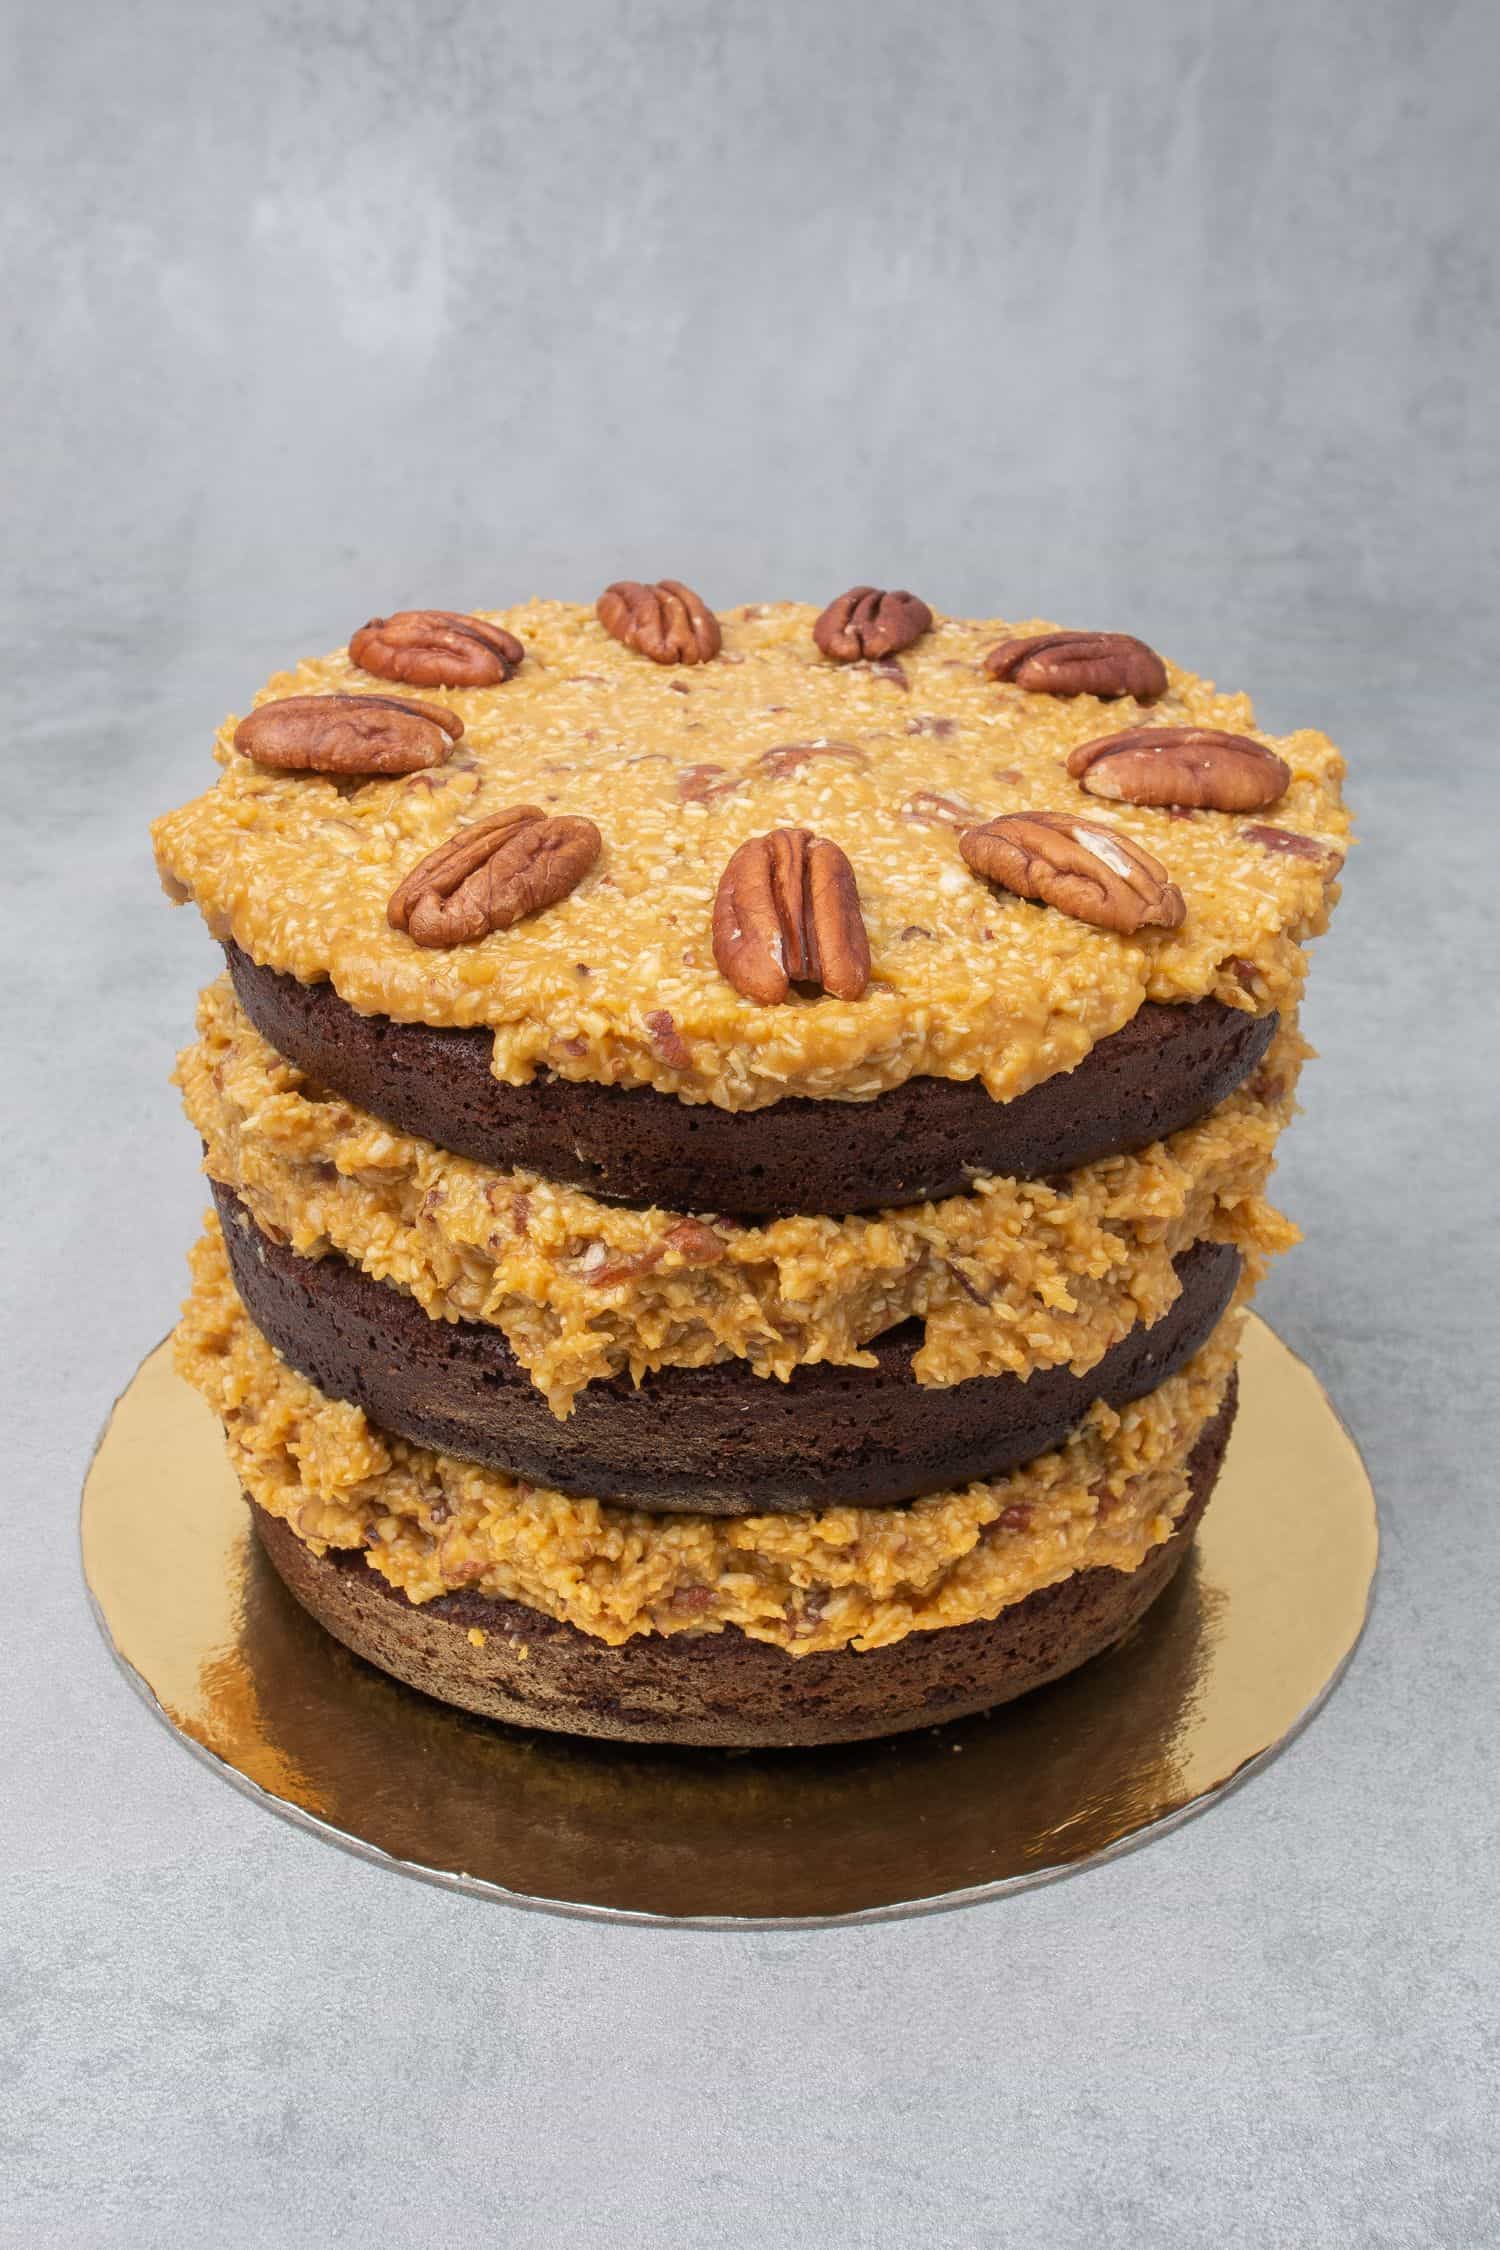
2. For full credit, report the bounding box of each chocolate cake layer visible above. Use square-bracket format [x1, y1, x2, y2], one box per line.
[249, 1375, 1236, 1747]
[226, 942, 1276, 1217]
[215, 1179, 1240, 1512]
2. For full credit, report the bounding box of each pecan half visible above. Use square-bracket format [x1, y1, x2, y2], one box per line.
[813, 587, 933, 662]
[234, 693, 463, 776]
[983, 632, 1167, 702]
[349, 610, 524, 688]
[388, 807, 601, 947]
[753, 740, 869, 779]
[960, 812, 1185, 935]
[597, 579, 721, 664]
[1066, 726, 1290, 812]
[712, 828, 870, 1004]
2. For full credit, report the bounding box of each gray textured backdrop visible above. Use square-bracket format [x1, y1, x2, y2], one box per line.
[4, 2, 1498, 2245]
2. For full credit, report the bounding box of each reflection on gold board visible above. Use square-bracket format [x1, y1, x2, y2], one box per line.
[80, 1316, 1376, 1926]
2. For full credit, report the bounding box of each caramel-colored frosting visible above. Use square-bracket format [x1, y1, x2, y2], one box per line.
[152, 604, 1347, 1110]
[178, 1217, 1240, 1655]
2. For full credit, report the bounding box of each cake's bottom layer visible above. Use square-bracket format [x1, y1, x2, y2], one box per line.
[178, 1215, 1239, 1658]
[251, 1379, 1235, 1747]
[215, 1180, 1242, 1511]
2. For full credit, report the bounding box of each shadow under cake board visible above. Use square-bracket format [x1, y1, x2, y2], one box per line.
[80, 1316, 1377, 1927]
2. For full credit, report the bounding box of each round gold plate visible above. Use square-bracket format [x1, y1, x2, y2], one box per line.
[81, 1316, 1376, 1926]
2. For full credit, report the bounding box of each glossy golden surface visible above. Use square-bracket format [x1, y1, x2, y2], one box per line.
[81, 1318, 1375, 1924]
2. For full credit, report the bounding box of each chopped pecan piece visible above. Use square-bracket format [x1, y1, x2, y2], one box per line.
[234, 693, 463, 777]
[1243, 824, 1343, 867]
[1067, 726, 1290, 812]
[664, 1219, 725, 1265]
[753, 740, 869, 779]
[676, 761, 741, 805]
[813, 586, 933, 662]
[586, 1243, 665, 1287]
[984, 631, 1167, 702]
[597, 578, 721, 664]
[436, 1535, 487, 1585]
[388, 807, 601, 947]
[349, 610, 524, 688]
[712, 827, 871, 1004]
[670, 1584, 717, 1615]
[898, 788, 985, 829]
[945, 1259, 990, 1306]
[960, 812, 1185, 935]
[644, 1009, 692, 1069]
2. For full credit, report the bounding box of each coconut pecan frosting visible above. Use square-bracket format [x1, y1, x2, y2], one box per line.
[152, 599, 1348, 1110]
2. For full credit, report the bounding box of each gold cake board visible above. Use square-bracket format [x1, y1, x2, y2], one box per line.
[80, 1316, 1376, 1926]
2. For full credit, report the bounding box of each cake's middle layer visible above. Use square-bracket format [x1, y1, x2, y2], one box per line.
[214, 1180, 1242, 1509]
[179, 979, 1302, 1416]
[178, 1216, 1242, 1657]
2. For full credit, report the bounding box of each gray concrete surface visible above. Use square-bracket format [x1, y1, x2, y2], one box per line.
[3, 1, 1497, 2243]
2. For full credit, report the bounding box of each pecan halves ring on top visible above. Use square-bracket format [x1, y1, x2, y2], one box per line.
[983, 632, 1167, 703]
[960, 812, 1186, 935]
[813, 586, 933, 662]
[1067, 726, 1291, 813]
[349, 610, 525, 688]
[388, 807, 602, 947]
[597, 579, 722, 665]
[233, 693, 464, 776]
[712, 827, 871, 1005]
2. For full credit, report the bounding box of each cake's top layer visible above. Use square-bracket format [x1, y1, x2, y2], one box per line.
[152, 601, 1348, 1110]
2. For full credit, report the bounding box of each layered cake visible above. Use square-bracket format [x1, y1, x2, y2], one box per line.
[151, 589, 1348, 1746]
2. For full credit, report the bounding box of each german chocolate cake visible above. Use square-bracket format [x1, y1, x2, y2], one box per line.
[151, 588, 1348, 1746]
